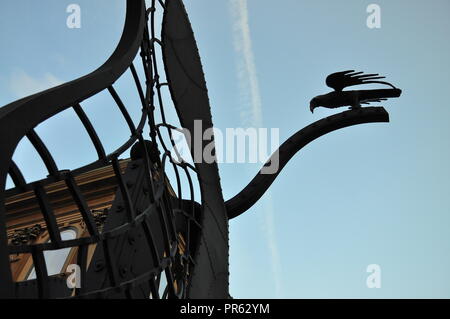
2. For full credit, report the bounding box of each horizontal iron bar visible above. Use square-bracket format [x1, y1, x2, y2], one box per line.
[8, 181, 165, 254]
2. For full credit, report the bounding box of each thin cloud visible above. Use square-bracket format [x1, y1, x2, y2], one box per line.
[9, 69, 63, 98]
[229, 0, 283, 297]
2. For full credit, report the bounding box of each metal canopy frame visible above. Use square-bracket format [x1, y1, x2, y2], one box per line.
[0, 0, 209, 299]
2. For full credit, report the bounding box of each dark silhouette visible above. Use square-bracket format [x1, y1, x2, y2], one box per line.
[130, 140, 160, 164]
[310, 70, 402, 113]
[0, 0, 403, 299]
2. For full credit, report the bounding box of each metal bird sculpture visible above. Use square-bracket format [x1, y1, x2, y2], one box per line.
[309, 70, 402, 113]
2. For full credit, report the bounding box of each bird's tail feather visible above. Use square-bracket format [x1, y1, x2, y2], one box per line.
[359, 88, 402, 101]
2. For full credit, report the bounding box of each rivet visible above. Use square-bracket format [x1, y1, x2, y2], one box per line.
[94, 261, 104, 272]
[120, 267, 128, 278]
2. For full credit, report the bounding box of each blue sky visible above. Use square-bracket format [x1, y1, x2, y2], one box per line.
[1, 0, 450, 298]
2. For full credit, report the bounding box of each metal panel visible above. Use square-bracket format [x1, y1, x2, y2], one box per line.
[162, 0, 229, 298]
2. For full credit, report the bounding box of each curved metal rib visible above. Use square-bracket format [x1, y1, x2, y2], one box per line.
[0, 0, 145, 187]
[72, 103, 107, 161]
[8, 161, 26, 190]
[26, 130, 59, 177]
[225, 107, 389, 219]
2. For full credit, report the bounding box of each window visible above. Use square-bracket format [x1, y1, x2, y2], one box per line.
[28, 229, 77, 279]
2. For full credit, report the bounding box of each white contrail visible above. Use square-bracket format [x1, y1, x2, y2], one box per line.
[229, 0, 263, 128]
[229, 0, 283, 297]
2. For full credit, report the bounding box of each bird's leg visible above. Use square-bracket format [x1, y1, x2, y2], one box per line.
[349, 92, 362, 110]
[349, 103, 361, 110]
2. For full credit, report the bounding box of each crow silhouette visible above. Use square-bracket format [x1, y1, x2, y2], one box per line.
[309, 70, 402, 113]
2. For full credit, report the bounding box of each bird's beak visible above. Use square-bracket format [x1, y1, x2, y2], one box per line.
[310, 104, 314, 113]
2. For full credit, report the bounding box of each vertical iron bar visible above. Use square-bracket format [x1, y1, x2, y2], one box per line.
[164, 267, 177, 299]
[0, 205, 13, 297]
[171, 160, 183, 209]
[130, 63, 147, 111]
[111, 156, 136, 223]
[142, 217, 161, 266]
[161, 190, 178, 244]
[65, 173, 99, 237]
[33, 183, 61, 244]
[137, 135, 156, 203]
[102, 238, 120, 289]
[75, 244, 88, 296]
[31, 247, 49, 299]
[149, 277, 159, 299]
[140, 24, 160, 146]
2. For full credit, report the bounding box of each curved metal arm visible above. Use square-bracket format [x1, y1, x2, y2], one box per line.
[225, 107, 389, 219]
